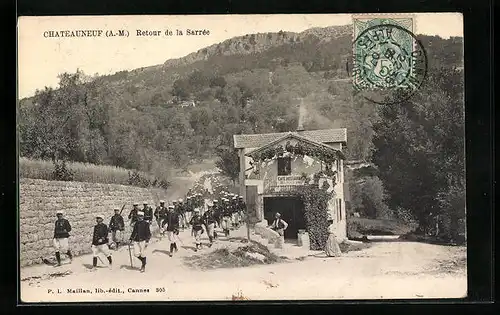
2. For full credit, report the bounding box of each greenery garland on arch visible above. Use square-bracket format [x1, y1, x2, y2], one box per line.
[252, 141, 341, 165]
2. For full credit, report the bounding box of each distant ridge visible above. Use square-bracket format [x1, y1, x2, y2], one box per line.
[162, 25, 353, 68]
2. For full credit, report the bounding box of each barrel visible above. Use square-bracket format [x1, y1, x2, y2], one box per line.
[297, 229, 308, 247]
[301, 232, 310, 250]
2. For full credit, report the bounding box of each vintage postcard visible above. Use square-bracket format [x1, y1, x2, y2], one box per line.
[17, 13, 466, 302]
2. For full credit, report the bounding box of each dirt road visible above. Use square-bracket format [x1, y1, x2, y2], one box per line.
[20, 228, 466, 302]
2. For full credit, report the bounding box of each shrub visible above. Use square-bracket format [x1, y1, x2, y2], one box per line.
[347, 220, 364, 239]
[395, 207, 419, 228]
[52, 160, 74, 181]
[436, 180, 466, 243]
[347, 217, 415, 238]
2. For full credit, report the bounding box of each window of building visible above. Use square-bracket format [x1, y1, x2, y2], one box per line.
[277, 157, 292, 176]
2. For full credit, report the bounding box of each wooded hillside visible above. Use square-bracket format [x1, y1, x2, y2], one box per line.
[18, 26, 463, 176]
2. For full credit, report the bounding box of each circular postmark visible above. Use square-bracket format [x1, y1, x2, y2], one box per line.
[352, 24, 428, 105]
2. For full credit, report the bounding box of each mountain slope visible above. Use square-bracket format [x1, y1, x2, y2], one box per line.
[162, 25, 353, 68]
[18, 25, 464, 176]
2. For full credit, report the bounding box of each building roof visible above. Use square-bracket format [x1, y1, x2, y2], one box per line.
[233, 128, 347, 149]
[245, 132, 346, 160]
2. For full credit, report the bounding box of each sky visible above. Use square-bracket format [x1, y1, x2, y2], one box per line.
[17, 13, 463, 99]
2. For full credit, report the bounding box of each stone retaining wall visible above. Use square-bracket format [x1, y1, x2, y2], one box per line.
[19, 178, 167, 267]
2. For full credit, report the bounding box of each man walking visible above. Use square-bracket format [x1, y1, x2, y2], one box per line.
[53, 210, 73, 267]
[189, 209, 204, 251]
[129, 211, 151, 272]
[185, 196, 193, 228]
[142, 202, 154, 224]
[221, 199, 232, 237]
[238, 196, 247, 226]
[175, 198, 186, 230]
[91, 214, 113, 270]
[165, 205, 180, 257]
[109, 208, 125, 248]
[202, 204, 217, 247]
[154, 200, 167, 234]
[196, 193, 203, 210]
[128, 203, 140, 227]
[231, 196, 239, 228]
[212, 199, 221, 228]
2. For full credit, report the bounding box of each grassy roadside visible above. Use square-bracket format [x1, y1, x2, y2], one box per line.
[19, 157, 170, 188]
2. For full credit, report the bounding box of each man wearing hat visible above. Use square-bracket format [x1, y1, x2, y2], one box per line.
[53, 210, 73, 267]
[269, 212, 288, 247]
[165, 205, 180, 256]
[212, 199, 222, 228]
[237, 196, 247, 227]
[128, 203, 140, 227]
[109, 208, 125, 248]
[142, 202, 154, 224]
[202, 204, 217, 247]
[221, 198, 232, 237]
[185, 196, 193, 227]
[176, 198, 186, 230]
[193, 194, 201, 209]
[189, 208, 204, 251]
[129, 211, 151, 272]
[230, 196, 239, 229]
[154, 200, 168, 234]
[91, 214, 113, 269]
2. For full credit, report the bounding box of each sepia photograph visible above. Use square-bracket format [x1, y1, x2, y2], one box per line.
[17, 13, 466, 302]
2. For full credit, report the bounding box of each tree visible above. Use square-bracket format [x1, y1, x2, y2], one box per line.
[215, 148, 240, 184]
[209, 76, 227, 88]
[372, 68, 465, 237]
[172, 78, 191, 101]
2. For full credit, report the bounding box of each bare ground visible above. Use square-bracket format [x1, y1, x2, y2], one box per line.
[20, 224, 466, 302]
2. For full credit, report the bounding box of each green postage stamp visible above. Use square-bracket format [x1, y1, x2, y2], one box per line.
[352, 15, 427, 104]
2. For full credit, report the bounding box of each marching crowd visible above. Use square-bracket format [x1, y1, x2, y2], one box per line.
[51, 192, 247, 273]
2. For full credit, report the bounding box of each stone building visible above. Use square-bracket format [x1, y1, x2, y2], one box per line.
[233, 127, 348, 243]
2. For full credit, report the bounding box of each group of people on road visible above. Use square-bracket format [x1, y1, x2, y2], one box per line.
[50, 191, 248, 273]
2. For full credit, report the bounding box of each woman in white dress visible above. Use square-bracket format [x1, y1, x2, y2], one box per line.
[325, 219, 342, 257]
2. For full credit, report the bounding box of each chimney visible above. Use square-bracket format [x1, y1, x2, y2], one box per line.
[296, 98, 305, 132]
